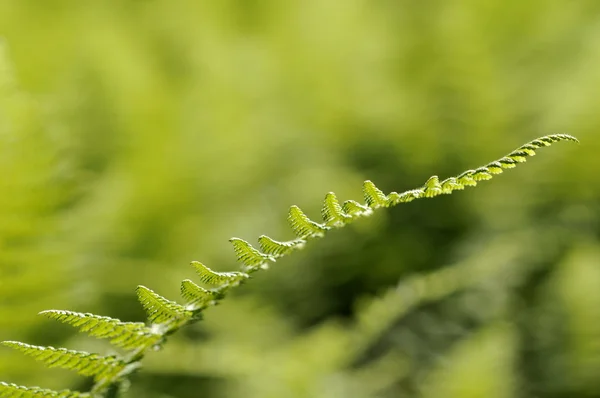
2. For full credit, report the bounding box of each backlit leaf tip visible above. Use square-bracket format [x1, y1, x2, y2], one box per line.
[471, 134, 578, 185]
[1, 341, 125, 381]
[532, 133, 579, 146]
[229, 238, 274, 271]
[136, 286, 192, 324]
[39, 310, 159, 351]
[257, 235, 305, 257]
[288, 205, 329, 238]
[321, 192, 352, 226]
[180, 279, 218, 309]
[0, 382, 90, 398]
[190, 261, 249, 287]
[363, 180, 388, 208]
[380, 134, 577, 207]
[503, 134, 579, 164]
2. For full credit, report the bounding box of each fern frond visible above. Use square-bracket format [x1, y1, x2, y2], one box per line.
[321, 192, 352, 226]
[0, 133, 578, 397]
[190, 261, 249, 286]
[288, 205, 329, 238]
[229, 238, 274, 271]
[0, 382, 90, 398]
[180, 279, 218, 308]
[363, 180, 388, 208]
[1, 342, 125, 381]
[136, 286, 192, 324]
[257, 235, 305, 257]
[39, 310, 160, 351]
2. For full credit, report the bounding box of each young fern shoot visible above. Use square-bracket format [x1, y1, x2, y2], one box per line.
[0, 134, 578, 398]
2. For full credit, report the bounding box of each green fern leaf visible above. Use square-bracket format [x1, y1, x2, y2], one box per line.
[485, 161, 504, 174]
[517, 143, 538, 156]
[180, 279, 218, 308]
[386, 192, 401, 205]
[456, 170, 478, 186]
[321, 192, 352, 226]
[229, 238, 274, 270]
[190, 261, 249, 286]
[363, 180, 388, 208]
[39, 310, 160, 351]
[288, 205, 328, 238]
[136, 286, 192, 324]
[506, 150, 528, 163]
[440, 177, 463, 194]
[1, 342, 125, 381]
[422, 176, 443, 198]
[388, 189, 424, 205]
[341, 199, 371, 216]
[472, 167, 493, 181]
[0, 382, 90, 398]
[497, 157, 518, 169]
[257, 235, 305, 257]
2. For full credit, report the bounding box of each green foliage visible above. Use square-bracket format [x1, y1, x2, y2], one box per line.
[0, 35, 85, 388]
[2, 3, 600, 396]
[0, 135, 578, 398]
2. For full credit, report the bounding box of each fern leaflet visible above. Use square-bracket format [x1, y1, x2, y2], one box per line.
[288, 205, 329, 238]
[39, 310, 160, 351]
[1, 342, 125, 381]
[321, 192, 352, 226]
[257, 235, 305, 257]
[136, 286, 192, 324]
[180, 279, 218, 309]
[0, 382, 90, 398]
[229, 238, 274, 271]
[363, 180, 388, 208]
[190, 261, 248, 286]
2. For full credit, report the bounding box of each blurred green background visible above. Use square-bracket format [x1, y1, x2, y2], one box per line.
[1, 1, 599, 397]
